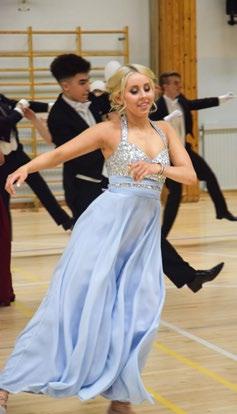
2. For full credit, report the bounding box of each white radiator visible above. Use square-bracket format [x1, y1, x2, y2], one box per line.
[200, 125, 237, 190]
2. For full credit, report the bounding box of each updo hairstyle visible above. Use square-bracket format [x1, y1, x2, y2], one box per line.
[106, 64, 156, 114]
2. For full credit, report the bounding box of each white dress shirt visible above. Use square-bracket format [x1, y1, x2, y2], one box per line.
[62, 95, 96, 127]
[163, 95, 185, 145]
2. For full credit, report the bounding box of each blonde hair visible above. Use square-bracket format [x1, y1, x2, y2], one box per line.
[106, 64, 156, 114]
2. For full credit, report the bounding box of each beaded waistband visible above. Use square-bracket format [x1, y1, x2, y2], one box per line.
[108, 175, 162, 193]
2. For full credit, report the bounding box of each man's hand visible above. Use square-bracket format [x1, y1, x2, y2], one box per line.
[219, 92, 236, 104]
[164, 109, 182, 122]
[15, 99, 30, 116]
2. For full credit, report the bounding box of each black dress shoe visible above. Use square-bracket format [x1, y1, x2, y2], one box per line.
[217, 211, 237, 221]
[187, 262, 224, 293]
[61, 217, 74, 231]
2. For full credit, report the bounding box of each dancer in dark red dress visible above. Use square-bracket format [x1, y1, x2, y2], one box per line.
[0, 194, 15, 306]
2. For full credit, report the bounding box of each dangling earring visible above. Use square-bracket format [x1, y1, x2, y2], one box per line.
[119, 103, 127, 116]
[149, 101, 157, 114]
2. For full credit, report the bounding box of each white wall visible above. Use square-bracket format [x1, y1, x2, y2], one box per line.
[197, 0, 237, 189]
[1, 0, 236, 125]
[197, 0, 237, 128]
[0, 0, 150, 66]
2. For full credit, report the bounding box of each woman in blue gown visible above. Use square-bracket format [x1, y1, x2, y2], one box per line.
[0, 64, 196, 414]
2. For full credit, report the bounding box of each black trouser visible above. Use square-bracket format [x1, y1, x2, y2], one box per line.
[162, 143, 229, 238]
[161, 236, 196, 288]
[161, 178, 182, 238]
[63, 170, 106, 222]
[187, 144, 228, 215]
[0, 149, 71, 228]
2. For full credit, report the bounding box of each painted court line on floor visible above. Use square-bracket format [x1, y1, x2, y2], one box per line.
[161, 320, 237, 362]
[147, 387, 187, 414]
[155, 342, 237, 393]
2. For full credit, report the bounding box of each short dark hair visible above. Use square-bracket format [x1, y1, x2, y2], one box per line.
[159, 71, 181, 87]
[50, 53, 91, 82]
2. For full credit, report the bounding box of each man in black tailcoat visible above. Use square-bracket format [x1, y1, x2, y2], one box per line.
[48, 54, 110, 222]
[0, 94, 72, 231]
[150, 71, 237, 238]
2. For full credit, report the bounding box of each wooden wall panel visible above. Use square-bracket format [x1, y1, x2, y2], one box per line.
[150, 0, 200, 202]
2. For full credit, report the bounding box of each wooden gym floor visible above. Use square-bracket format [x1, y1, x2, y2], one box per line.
[0, 191, 236, 414]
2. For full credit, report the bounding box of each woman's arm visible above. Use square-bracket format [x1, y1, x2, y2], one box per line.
[161, 121, 197, 185]
[5, 122, 108, 195]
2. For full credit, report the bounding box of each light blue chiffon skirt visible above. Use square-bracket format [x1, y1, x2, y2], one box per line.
[0, 176, 165, 404]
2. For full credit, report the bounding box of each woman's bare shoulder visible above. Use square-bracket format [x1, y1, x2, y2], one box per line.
[155, 120, 169, 131]
[96, 116, 121, 150]
[151, 120, 172, 147]
[151, 120, 170, 134]
[88, 117, 119, 136]
[99, 116, 121, 136]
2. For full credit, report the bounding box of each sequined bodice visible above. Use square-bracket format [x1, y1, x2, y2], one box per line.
[105, 116, 170, 190]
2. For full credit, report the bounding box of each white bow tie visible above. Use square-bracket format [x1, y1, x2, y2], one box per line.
[74, 101, 91, 114]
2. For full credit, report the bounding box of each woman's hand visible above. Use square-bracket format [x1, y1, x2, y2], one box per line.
[129, 161, 160, 181]
[5, 166, 28, 195]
